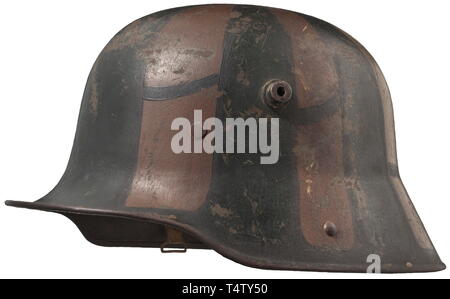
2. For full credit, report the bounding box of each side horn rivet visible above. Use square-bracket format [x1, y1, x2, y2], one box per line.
[323, 221, 337, 237]
[263, 79, 292, 108]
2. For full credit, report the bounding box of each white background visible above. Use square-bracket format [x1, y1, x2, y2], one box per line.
[0, 0, 449, 279]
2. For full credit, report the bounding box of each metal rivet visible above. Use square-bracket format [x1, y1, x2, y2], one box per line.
[323, 221, 337, 237]
[263, 79, 292, 108]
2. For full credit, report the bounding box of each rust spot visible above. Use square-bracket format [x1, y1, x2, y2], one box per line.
[182, 49, 214, 58]
[239, 105, 266, 118]
[210, 203, 233, 218]
[172, 66, 185, 74]
[230, 11, 242, 19]
[88, 81, 99, 117]
[229, 227, 238, 234]
[227, 15, 252, 34]
[236, 70, 250, 86]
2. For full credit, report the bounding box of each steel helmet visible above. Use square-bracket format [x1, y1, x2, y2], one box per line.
[6, 4, 445, 273]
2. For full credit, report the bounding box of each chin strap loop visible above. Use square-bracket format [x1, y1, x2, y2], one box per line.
[160, 226, 187, 253]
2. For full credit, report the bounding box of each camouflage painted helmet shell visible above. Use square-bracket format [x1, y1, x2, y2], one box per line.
[6, 4, 445, 273]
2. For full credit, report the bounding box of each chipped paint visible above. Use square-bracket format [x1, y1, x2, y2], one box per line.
[210, 203, 233, 218]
